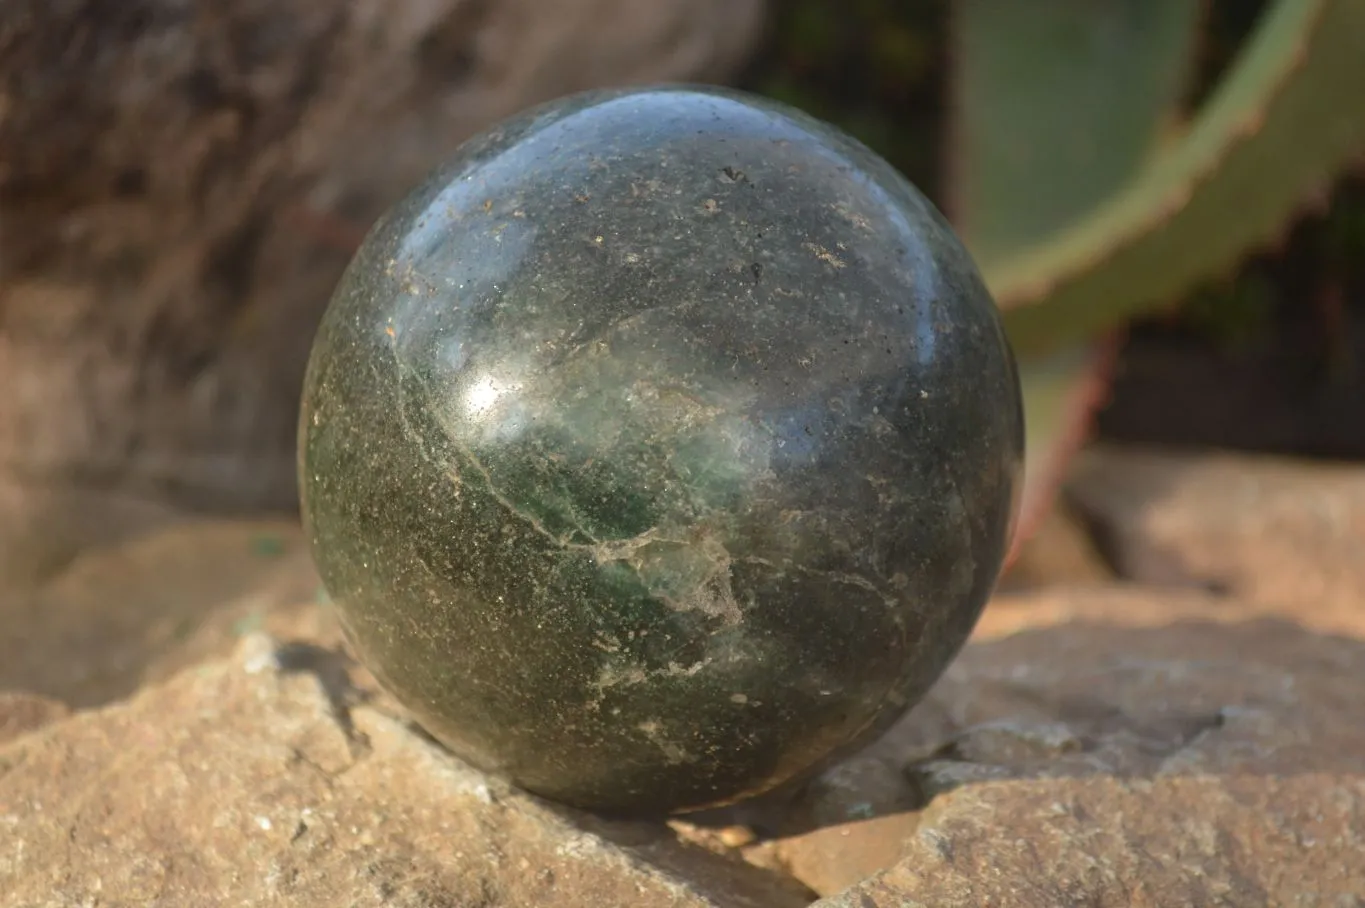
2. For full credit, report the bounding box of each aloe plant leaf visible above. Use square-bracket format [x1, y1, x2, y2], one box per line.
[949, 0, 1205, 262]
[948, 0, 1205, 554]
[995, 0, 1365, 356]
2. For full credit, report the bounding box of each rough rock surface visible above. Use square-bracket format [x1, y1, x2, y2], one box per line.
[1067, 446, 1365, 625]
[0, 519, 324, 708]
[4, 449, 1364, 904]
[0, 692, 69, 747]
[823, 771, 1365, 907]
[778, 585, 1365, 904]
[0, 0, 767, 584]
[0, 633, 809, 907]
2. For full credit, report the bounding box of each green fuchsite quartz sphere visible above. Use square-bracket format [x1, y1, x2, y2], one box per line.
[299, 85, 1024, 816]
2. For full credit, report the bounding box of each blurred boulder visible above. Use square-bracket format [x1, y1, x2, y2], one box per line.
[0, 0, 767, 583]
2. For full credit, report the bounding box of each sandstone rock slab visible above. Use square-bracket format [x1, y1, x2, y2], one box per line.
[0, 519, 324, 708]
[1066, 446, 1365, 629]
[0, 692, 68, 747]
[0, 633, 808, 907]
[823, 772, 1365, 908]
[765, 586, 1365, 903]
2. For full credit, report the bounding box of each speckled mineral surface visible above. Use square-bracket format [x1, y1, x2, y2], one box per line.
[299, 85, 1023, 815]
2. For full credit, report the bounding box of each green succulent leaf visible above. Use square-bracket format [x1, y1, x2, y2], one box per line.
[993, 0, 1365, 356]
[948, 0, 1206, 552]
[949, 0, 1205, 261]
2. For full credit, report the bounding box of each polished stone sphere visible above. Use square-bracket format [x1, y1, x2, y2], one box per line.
[299, 85, 1023, 816]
